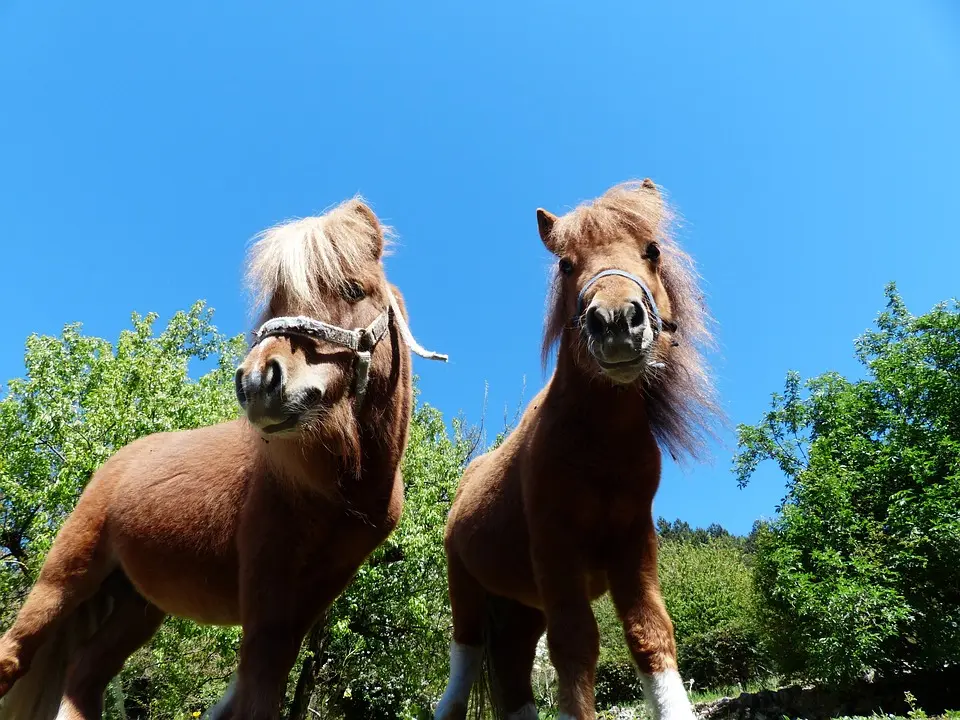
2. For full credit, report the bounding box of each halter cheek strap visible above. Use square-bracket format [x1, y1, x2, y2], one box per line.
[576, 269, 664, 337]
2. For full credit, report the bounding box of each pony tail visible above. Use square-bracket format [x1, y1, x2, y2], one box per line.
[0, 589, 113, 720]
[469, 603, 502, 720]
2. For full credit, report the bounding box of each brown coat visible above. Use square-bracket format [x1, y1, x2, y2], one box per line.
[441, 181, 721, 720]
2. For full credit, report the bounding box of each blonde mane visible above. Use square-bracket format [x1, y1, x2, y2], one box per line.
[542, 181, 723, 462]
[246, 196, 393, 312]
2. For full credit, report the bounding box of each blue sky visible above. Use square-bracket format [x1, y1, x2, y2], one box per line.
[2, 1, 958, 534]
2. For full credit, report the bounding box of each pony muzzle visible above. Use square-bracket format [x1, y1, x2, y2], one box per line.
[576, 268, 666, 375]
[583, 299, 657, 366]
[236, 359, 309, 433]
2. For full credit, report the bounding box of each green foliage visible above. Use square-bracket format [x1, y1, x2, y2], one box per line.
[655, 519, 739, 546]
[677, 626, 764, 691]
[735, 285, 960, 685]
[593, 658, 644, 709]
[121, 619, 243, 718]
[660, 535, 765, 689]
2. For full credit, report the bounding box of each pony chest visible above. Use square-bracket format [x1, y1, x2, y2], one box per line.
[528, 467, 652, 536]
[571, 485, 648, 531]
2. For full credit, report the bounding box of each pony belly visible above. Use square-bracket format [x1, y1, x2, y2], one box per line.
[102, 432, 249, 625]
[119, 549, 241, 626]
[451, 519, 541, 607]
[111, 522, 243, 625]
[109, 494, 243, 624]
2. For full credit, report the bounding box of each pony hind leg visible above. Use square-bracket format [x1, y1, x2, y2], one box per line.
[486, 597, 545, 720]
[435, 547, 487, 720]
[57, 576, 165, 720]
[0, 480, 116, 702]
[530, 540, 600, 720]
[608, 519, 694, 720]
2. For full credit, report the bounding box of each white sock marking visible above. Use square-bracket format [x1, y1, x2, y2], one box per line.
[641, 669, 696, 720]
[434, 642, 482, 718]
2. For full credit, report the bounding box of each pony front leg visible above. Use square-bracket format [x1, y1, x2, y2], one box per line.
[231, 561, 358, 720]
[608, 520, 695, 720]
[533, 553, 600, 720]
[232, 622, 310, 720]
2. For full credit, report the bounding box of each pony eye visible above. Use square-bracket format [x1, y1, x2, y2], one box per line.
[644, 243, 661, 261]
[342, 281, 366, 302]
[558, 258, 574, 275]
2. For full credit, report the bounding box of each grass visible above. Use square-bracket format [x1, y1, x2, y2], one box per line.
[526, 688, 960, 720]
[837, 714, 960, 720]
[688, 681, 773, 704]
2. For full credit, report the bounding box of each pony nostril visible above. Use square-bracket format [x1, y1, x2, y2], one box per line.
[299, 387, 325, 408]
[234, 368, 247, 407]
[585, 306, 606, 338]
[626, 300, 646, 329]
[264, 359, 283, 395]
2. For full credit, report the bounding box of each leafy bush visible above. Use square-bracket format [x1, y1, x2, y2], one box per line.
[735, 285, 960, 684]
[594, 658, 644, 708]
[678, 626, 764, 689]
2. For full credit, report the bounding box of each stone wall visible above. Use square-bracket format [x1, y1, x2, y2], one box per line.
[695, 666, 960, 720]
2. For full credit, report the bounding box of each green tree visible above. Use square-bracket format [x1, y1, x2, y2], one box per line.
[655, 518, 739, 546]
[734, 285, 960, 684]
[659, 535, 764, 688]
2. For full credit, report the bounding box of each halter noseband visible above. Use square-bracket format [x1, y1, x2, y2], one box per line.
[575, 269, 669, 369]
[576, 269, 663, 337]
[251, 288, 448, 403]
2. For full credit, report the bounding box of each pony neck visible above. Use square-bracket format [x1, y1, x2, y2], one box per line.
[551, 336, 653, 429]
[256, 433, 341, 490]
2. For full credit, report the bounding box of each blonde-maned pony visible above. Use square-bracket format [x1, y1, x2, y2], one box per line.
[436, 180, 721, 720]
[0, 198, 445, 720]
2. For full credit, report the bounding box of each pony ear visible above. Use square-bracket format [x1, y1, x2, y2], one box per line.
[350, 200, 384, 259]
[536, 208, 559, 255]
[639, 178, 665, 225]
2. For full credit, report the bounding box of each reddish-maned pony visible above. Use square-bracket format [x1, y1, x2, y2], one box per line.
[0, 198, 446, 720]
[435, 181, 720, 720]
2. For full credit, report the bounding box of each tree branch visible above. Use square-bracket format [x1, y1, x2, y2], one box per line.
[287, 617, 329, 720]
[37, 437, 67, 465]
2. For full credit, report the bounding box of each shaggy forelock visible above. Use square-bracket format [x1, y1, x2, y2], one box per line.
[246, 196, 393, 312]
